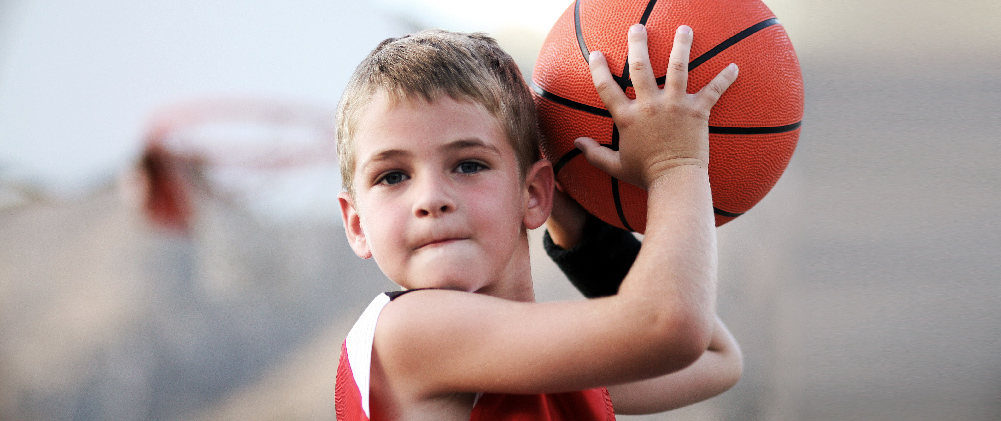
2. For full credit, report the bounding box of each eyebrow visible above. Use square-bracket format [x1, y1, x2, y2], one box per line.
[365, 149, 411, 166]
[440, 138, 501, 155]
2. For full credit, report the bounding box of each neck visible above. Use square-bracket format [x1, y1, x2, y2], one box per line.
[476, 233, 536, 302]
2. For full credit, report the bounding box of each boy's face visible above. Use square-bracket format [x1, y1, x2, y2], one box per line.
[339, 92, 552, 293]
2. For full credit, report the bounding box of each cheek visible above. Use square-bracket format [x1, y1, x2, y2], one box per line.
[358, 206, 409, 280]
[468, 181, 525, 233]
[359, 200, 403, 250]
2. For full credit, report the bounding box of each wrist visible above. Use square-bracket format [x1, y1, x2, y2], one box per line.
[646, 163, 709, 193]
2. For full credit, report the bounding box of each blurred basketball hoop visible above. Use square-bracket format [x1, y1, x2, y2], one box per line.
[128, 98, 340, 233]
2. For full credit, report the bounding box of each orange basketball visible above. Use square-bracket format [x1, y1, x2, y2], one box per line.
[533, 0, 803, 231]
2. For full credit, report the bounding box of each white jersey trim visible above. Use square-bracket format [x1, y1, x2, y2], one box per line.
[344, 293, 392, 418]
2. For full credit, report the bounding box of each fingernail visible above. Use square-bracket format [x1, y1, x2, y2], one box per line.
[678, 25, 692, 35]
[630, 24, 645, 34]
[728, 63, 738, 75]
[589, 50, 603, 62]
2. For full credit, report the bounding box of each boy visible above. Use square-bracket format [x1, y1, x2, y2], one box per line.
[335, 25, 741, 419]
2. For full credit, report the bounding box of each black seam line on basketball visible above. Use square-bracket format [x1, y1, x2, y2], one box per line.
[617, 18, 781, 89]
[574, 0, 589, 62]
[689, 18, 779, 70]
[612, 178, 634, 232]
[552, 144, 615, 176]
[552, 148, 582, 175]
[714, 207, 743, 218]
[709, 121, 802, 134]
[638, 0, 659, 25]
[532, 83, 611, 117]
[610, 120, 620, 150]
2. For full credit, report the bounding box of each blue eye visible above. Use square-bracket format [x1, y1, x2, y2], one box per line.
[378, 171, 408, 185]
[457, 161, 486, 174]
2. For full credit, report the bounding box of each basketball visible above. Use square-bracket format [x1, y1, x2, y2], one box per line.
[532, 0, 803, 231]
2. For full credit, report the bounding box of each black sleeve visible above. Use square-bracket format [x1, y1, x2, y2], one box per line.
[542, 214, 641, 298]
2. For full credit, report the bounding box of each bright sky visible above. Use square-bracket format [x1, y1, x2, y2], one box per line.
[370, 0, 804, 72]
[372, 0, 802, 34]
[374, 0, 573, 33]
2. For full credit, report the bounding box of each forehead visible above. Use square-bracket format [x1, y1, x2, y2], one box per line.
[352, 91, 510, 161]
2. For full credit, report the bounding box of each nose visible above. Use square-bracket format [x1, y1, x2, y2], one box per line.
[412, 173, 456, 218]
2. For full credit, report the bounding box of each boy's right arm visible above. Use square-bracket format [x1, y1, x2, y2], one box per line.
[372, 24, 738, 400]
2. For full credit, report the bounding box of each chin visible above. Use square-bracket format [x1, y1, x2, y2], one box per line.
[417, 267, 487, 292]
[405, 253, 490, 290]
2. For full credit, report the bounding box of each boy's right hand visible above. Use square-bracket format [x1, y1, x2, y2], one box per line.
[574, 24, 738, 190]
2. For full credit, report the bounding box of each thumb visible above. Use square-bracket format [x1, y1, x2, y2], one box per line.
[575, 137, 624, 181]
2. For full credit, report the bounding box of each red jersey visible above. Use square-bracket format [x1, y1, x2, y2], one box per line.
[335, 293, 616, 420]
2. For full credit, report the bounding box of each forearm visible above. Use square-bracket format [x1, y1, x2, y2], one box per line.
[617, 166, 718, 351]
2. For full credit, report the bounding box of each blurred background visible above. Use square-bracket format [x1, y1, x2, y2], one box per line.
[1, 0, 998, 419]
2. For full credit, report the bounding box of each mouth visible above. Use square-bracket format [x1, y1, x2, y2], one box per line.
[416, 237, 468, 250]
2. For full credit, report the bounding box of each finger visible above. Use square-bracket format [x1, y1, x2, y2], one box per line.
[588, 51, 628, 113]
[626, 24, 657, 95]
[665, 25, 693, 94]
[695, 63, 739, 110]
[574, 137, 623, 179]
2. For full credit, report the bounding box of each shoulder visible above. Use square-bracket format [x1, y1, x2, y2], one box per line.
[374, 289, 489, 358]
[377, 288, 502, 334]
[370, 288, 533, 395]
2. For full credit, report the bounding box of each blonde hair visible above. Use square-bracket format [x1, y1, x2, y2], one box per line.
[336, 29, 541, 195]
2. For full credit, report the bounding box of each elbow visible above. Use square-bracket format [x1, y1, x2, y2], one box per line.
[643, 308, 716, 375]
[725, 336, 744, 389]
[672, 322, 714, 369]
[722, 344, 744, 391]
[708, 321, 743, 392]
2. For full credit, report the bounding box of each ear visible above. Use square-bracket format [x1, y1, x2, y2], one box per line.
[522, 159, 555, 230]
[339, 191, 373, 259]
